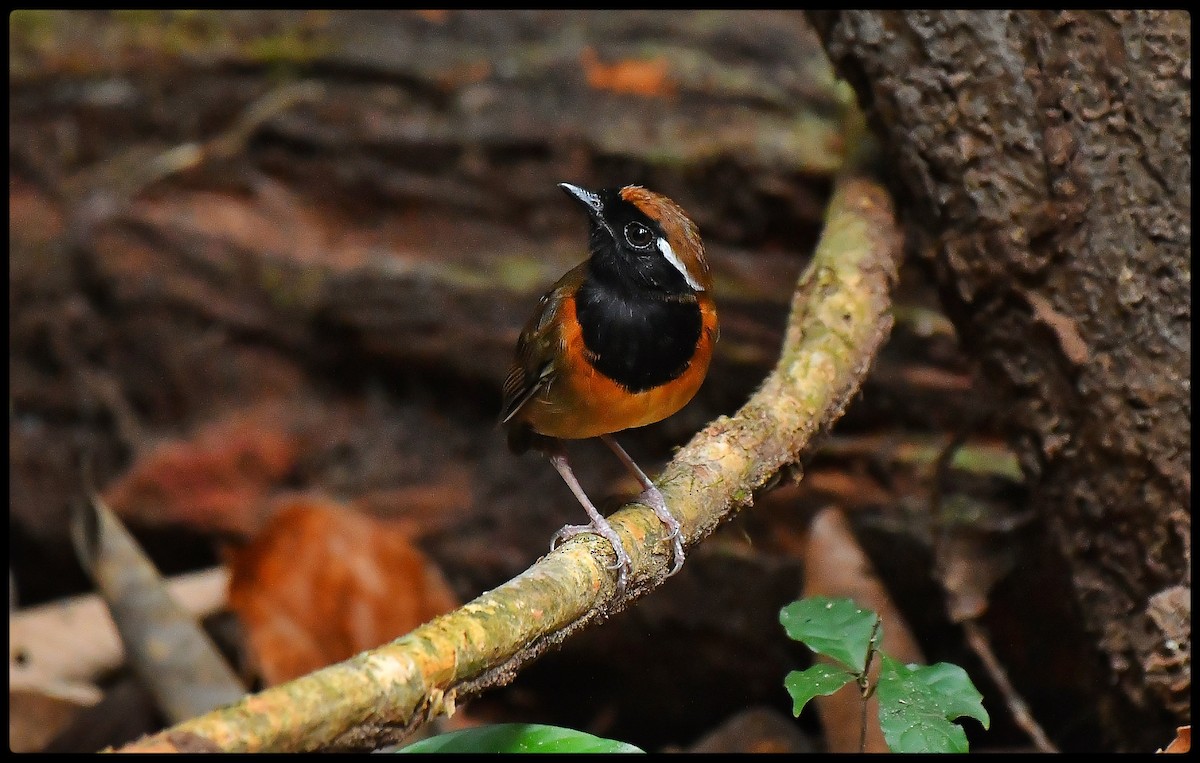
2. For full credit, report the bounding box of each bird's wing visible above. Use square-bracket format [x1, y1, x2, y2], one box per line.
[499, 267, 583, 425]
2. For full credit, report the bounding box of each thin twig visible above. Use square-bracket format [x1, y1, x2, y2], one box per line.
[930, 407, 1055, 752]
[963, 619, 1059, 753]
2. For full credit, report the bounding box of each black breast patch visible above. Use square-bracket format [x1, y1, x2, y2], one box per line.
[575, 279, 702, 393]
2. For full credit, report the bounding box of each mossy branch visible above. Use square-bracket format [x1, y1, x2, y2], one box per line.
[115, 172, 902, 752]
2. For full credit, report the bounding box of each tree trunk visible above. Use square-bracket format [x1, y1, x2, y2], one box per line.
[811, 10, 1190, 750]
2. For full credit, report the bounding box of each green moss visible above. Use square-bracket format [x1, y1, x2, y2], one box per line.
[16, 11, 332, 72]
[160, 10, 226, 56]
[890, 304, 957, 339]
[96, 10, 228, 58]
[493, 256, 554, 293]
[9, 9, 59, 43]
[259, 261, 327, 312]
[9, 9, 63, 73]
[948, 448, 1023, 482]
[110, 9, 161, 29]
[242, 24, 331, 67]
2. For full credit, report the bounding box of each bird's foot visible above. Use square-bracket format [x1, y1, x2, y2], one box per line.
[551, 518, 631, 596]
[636, 486, 685, 577]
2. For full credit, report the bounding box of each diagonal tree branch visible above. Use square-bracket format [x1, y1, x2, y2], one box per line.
[115, 170, 902, 753]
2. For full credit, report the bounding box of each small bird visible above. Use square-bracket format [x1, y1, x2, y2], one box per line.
[500, 182, 717, 595]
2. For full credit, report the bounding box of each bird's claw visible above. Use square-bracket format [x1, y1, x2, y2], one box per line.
[550, 523, 592, 551]
[550, 521, 631, 596]
[637, 486, 686, 577]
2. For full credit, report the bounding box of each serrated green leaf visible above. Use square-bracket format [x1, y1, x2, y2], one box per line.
[784, 662, 855, 717]
[780, 597, 881, 672]
[395, 723, 644, 753]
[876, 655, 990, 753]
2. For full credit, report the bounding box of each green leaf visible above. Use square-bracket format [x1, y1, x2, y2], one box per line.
[784, 663, 855, 717]
[876, 655, 991, 753]
[780, 597, 881, 672]
[395, 723, 644, 753]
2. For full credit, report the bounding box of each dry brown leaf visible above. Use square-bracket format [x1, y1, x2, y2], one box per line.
[226, 495, 460, 685]
[936, 529, 1018, 623]
[802, 507, 925, 753]
[9, 688, 96, 752]
[580, 46, 675, 98]
[687, 706, 816, 753]
[103, 405, 302, 536]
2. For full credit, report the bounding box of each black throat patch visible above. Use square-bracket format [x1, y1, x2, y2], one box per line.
[575, 275, 702, 394]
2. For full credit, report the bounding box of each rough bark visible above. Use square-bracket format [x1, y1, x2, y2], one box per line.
[811, 10, 1190, 749]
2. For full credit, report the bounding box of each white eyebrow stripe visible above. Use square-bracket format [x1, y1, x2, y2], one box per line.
[657, 237, 703, 291]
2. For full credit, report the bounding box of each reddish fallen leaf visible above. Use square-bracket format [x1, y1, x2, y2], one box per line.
[226, 495, 460, 685]
[103, 405, 302, 536]
[1160, 726, 1190, 753]
[580, 46, 675, 98]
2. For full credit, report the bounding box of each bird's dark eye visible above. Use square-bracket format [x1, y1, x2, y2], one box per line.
[624, 222, 654, 249]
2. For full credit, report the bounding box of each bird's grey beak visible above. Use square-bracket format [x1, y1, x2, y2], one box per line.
[558, 182, 604, 218]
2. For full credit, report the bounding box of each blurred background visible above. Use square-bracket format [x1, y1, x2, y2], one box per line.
[11, 10, 1099, 752]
